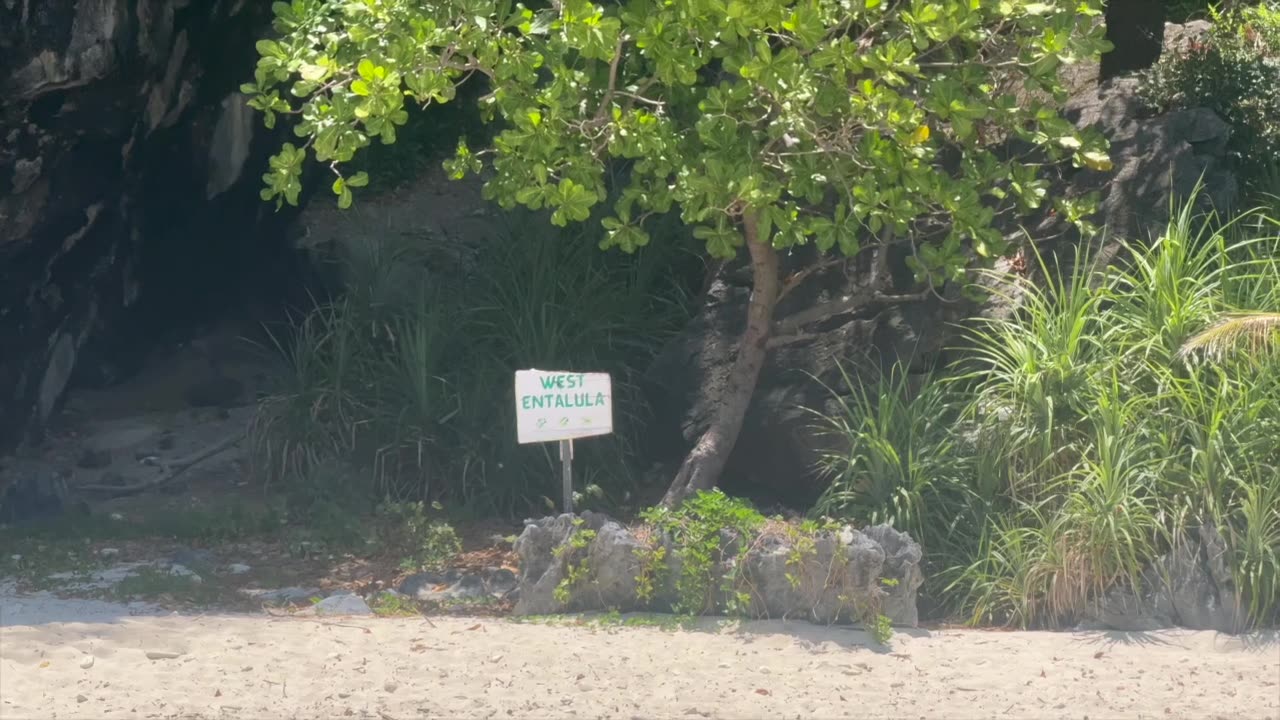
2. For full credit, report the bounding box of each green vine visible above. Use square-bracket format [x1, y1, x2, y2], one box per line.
[633, 542, 667, 605]
[553, 519, 597, 606]
[640, 490, 766, 616]
[784, 519, 832, 589]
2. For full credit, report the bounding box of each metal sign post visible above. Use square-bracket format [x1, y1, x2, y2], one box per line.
[559, 439, 574, 514]
[514, 369, 612, 516]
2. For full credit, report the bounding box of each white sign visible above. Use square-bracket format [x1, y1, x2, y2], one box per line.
[514, 369, 613, 444]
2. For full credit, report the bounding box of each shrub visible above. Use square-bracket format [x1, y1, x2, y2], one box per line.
[1139, 3, 1280, 188]
[815, 193, 1280, 630]
[374, 500, 462, 571]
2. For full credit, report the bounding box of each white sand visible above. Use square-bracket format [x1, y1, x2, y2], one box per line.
[2, 595, 1277, 720]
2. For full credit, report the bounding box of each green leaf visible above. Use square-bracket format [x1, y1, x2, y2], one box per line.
[299, 63, 328, 82]
[255, 39, 285, 59]
[350, 79, 371, 96]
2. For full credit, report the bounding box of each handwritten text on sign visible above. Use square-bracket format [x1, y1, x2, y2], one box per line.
[514, 370, 613, 444]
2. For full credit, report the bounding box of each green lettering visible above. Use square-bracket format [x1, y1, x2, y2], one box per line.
[539, 375, 558, 390]
[595, 392, 605, 405]
[521, 395, 532, 410]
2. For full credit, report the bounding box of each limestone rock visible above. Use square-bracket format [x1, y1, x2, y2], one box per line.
[512, 513, 922, 628]
[1086, 523, 1247, 633]
[314, 593, 373, 617]
[861, 524, 925, 628]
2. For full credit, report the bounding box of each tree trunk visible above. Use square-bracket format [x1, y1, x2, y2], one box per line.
[662, 212, 780, 507]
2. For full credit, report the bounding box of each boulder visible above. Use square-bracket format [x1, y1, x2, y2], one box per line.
[512, 513, 924, 627]
[862, 524, 926, 628]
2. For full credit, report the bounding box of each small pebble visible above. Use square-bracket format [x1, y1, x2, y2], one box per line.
[383, 681, 399, 693]
[227, 563, 251, 575]
[79, 655, 94, 669]
[76, 695, 88, 703]
[99, 548, 120, 558]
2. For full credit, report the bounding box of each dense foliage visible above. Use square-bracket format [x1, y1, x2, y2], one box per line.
[813, 195, 1280, 629]
[1140, 2, 1280, 187]
[246, 0, 1115, 500]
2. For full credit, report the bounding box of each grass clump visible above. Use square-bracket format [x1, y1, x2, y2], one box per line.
[813, 194, 1280, 630]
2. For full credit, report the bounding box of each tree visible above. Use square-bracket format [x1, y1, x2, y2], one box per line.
[245, 0, 1111, 507]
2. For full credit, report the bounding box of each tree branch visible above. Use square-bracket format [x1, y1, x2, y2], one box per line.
[777, 256, 849, 302]
[594, 36, 627, 122]
[771, 288, 930, 338]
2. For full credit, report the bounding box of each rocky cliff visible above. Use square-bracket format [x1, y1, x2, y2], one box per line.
[0, 0, 298, 453]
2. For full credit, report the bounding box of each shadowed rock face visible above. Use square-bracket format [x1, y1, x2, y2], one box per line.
[1100, 0, 1167, 81]
[0, 0, 301, 457]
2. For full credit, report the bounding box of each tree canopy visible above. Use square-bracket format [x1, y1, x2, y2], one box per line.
[246, 0, 1110, 287]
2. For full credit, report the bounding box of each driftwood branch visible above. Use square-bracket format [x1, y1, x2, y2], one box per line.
[76, 431, 245, 496]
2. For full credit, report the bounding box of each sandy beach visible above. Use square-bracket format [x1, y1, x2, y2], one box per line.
[3, 589, 1277, 720]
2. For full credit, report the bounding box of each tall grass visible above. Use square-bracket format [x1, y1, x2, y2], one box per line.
[813, 194, 1280, 630]
[251, 213, 697, 517]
